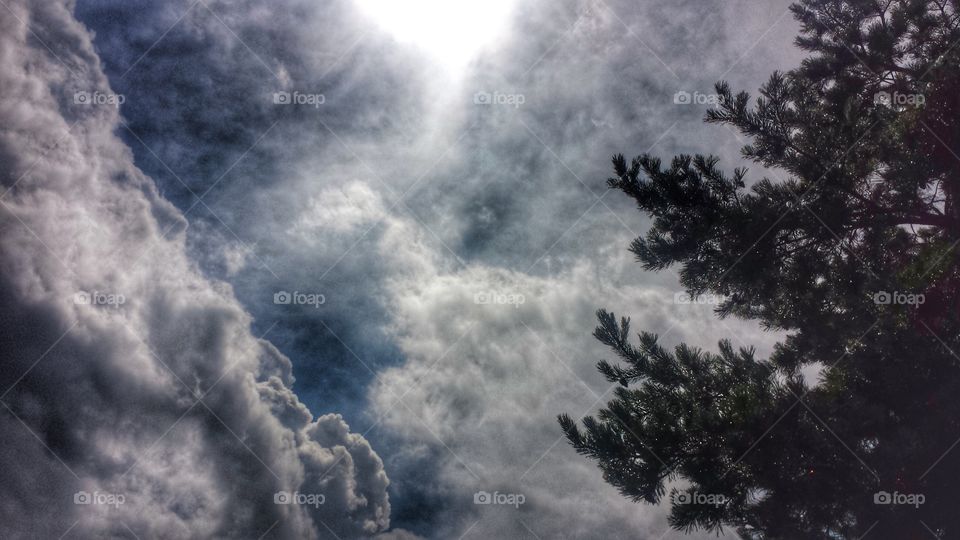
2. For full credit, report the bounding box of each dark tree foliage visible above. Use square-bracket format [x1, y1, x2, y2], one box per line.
[559, 1, 960, 537]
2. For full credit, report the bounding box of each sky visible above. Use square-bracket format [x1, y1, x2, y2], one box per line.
[0, 0, 807, 538]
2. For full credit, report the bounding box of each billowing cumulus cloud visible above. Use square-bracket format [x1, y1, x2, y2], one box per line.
[0, 1, 388, 538]
[72, 0, 437, 418]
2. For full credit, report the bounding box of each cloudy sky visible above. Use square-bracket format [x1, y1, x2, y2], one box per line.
[1, 0, 808, 538]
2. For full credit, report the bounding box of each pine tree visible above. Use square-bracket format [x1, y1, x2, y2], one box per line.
[560, 1, 960, 537]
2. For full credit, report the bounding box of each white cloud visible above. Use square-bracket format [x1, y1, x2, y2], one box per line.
[291, 181, 386, 235]
[369, 228, 777, 538]
[0, 1, 388, 537]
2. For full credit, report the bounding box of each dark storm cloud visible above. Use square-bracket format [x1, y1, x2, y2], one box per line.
[73, 0, 444, 418]
[0, 1, 389, 537]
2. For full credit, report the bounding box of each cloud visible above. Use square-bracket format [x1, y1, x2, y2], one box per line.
[23, 0, 804, 537]
[374, 528, 426, 540]
[0, 1, 388, 537]
[73, 0, 434, 418]
[290, 181, 387, 235]
[368, 223, 778, 538]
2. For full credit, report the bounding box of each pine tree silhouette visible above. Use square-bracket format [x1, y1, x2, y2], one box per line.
[560, 1, 960, 537]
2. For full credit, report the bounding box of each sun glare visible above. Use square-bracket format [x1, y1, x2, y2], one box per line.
[355, 0, 516, 70]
